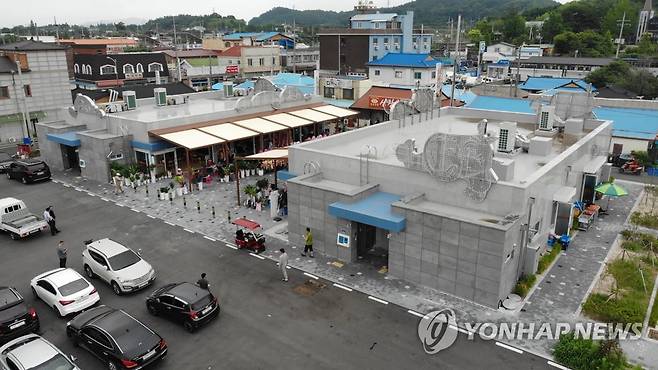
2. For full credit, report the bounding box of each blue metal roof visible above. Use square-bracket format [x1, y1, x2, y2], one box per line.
[519, 77, 594, 92]
[46, 131, 80, 147]
[467, 96, 535, 114]
[367, 53, 449, 68]
[222, 32, 282, 41]
[323, 99, 354, 108]
[328, 192, 406, 232]
[276, 169, 296, 182]
[215, 73, 315, 95]
[440, 85, 477, 105]
[594, 107, 658, 140]
[131, 140, 174, 152]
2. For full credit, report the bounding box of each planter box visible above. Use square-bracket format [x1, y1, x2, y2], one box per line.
[257, 169, 264, 176]
[159, 192, 168, 201]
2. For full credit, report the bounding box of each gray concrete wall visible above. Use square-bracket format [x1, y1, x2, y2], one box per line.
[78, 133, 133, 183]
[593, 97, 658, 110]
[35, 122, 87, 170]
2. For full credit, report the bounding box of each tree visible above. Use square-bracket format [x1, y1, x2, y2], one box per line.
[542, 11, 566, 42]
[553, 31, 581, 55]
[577, 30, 614, 57]
[635, 33, 658, 56]
[558, 0, 604, 33]
[601, 0, 638, 41]
[585, 60, 631, 87]
[502, 14, 526, 41]
[619, 69, 658, 98]
[467, 28, 484, 43]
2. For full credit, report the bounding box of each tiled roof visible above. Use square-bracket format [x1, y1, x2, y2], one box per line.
[519, 56, 613, 66]
[0, 40, 68, 51]
[222, 32, 285, 41]
[59, 38, 137, 46]
[367, 53, 449, 68]
[71, 82, 196, 101]
[519, 77, 594, 92]
[160, 49, 220, 58]
[219, 46, 242, 57]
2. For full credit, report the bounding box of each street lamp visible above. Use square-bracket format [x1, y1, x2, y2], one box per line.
[106, 56, 118, 88]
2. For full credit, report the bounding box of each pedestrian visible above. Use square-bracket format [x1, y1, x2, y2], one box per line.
[47, 206, 60, 234]
[197, 273, 209, 290]
[278, 248, 289, 282]
[57, 241, 67, 268]
[113, 172, 124, 195]
[43, 207, 54, 236]
[302, 227, 314, 257]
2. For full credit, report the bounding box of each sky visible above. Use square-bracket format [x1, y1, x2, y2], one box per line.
[2, 0, 576, 28]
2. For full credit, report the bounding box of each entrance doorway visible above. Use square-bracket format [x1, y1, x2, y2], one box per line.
[60, 144, 80, 173]
[355, 222, 389, 270]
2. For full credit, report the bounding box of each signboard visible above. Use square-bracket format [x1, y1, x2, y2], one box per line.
[368, 96, 402, 110]
[479, 41, 486, 53]
[225, 65, 239, 74]
[325, 77, 352, 89]
[337, 233, 350, 248]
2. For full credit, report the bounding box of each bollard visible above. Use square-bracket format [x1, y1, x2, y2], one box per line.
[183, 196, 187, 208]
[212, 206, 215, 218]
[227, 210, 231, 224]
[197, 201, 200, 213]
[145, 185, 149, 196]
[169, 192, 173, 204]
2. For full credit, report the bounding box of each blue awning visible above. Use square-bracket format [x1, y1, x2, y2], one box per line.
[328, 192, 406, 232]
[131, 140, 174, 152]
[276, 169, 296, 182]
[46, 132, 80, 147]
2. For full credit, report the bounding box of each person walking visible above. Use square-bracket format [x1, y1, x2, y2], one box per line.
[197, 273, 209, 290]
[47, 206, 60, 234]
[113, 173, 124, 195]
[302, 227, 314, 257]
[43, 207, 55, 236]
[57, 241, 67, 268]
[278, 248, 289, 282]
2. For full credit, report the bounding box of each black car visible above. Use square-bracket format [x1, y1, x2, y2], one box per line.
[66, 305, 167, 370]
[0, 152, 13, 174]
[0, 287, 39, 343]
[6, 160, 51, 184]
[146, 282, 219, 332]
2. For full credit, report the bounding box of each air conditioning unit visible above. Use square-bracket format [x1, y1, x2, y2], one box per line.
[538, 105, 555, 131]
[122, 91, 137, 110]
[223, 82, 234, 97]
[497, 122, 517, 153]
[154, 87, 167, 106]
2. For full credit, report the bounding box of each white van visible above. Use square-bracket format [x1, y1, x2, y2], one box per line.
[0, 198, 48, 240]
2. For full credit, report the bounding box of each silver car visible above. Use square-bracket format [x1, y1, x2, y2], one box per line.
[0, 334, 80, 370]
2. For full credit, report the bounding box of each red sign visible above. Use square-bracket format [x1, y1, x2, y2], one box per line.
[225, 65, 239, 74]
[368, 96, 401, 110]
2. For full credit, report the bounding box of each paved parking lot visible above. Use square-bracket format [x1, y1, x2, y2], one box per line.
[0, 177, 554, 369]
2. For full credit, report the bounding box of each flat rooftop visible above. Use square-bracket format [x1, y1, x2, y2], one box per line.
[297, 112, 588, 185]
[109, 97, 237, 123]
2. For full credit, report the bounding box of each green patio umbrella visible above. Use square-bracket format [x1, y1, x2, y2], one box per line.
[595, 182, 628, 210]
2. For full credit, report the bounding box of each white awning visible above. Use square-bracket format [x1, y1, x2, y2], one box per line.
[288, 108, 338, 123]
[245, 148, 288, 160]
[311, 105, 359, 118]
[553, 186, 577, 203]
[263, 113, 314, 128]
[198, 123, 259, 141]
[233, 118, 288, 134]
[584, 155, 607, 174]
[159, 130, 225, 150]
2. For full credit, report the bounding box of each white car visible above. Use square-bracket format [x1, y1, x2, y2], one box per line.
[0, 334, 80, 370]
[82, 238, 156, 295]
[30, 268, 99, 318]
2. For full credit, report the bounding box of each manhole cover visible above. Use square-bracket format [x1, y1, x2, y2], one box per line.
[293, 280, 327, 296]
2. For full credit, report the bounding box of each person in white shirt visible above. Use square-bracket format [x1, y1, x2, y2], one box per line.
[278, 248, 289, 282]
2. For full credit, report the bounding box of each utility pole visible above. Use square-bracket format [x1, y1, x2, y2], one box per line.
[15, 60, 31, 140]
[450, 14, 461, 107]
[173, 16, 181, 82]
[514, 44, 522, 98]
[292, 19, 296, 74]
[616, 12, 630, 58]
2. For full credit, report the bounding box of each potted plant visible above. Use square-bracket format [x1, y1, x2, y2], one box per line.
[227, 164, 235, 182]
[256, 178, 269, 191]
[244, 184, 258, 208]
[159, 187, 169, 201]
[257, 164, 264, 177]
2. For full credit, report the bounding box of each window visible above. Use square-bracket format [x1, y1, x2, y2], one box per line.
[272, 57, 276, 65]
[148, 63, 163, 72]
[100, 64, 116, 75]
[423, 37, 428, 43]
[394, 37, 399, 44]
[89, 251, 107, 266]
[247, 58, 253, 66]
[37, 280, 56, 295]
[84, 64, 91, 74]
[373, 37, 378, 44]
[374, 70, 381, 76]
[84, 328, 112, 348]
[414, 72, 422, 79]
[431, 71, 436, 79]
[159, 296, 174, 306]
[172, 298, 186, 309]
[136, 63, 144, 73]
[0, 86, 9, 99]
[383, 37, 389, 44]
[342, 88, 354, 100]
[259, 58, 265, 66]
[323, 86, 335, 98]
[123, 64, 134, 74]
[74, 64, 80, 73]
[394, 70, 403, 78]
[228, 60, 232, 65]
[23, 85, 31, 97]
[225, 42, 231, 47]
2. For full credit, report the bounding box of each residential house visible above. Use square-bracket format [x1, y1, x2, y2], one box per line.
[0, 40, 71, 146]
[215, 46, 281, 79]
[73, 53, 169, 89]
[71, 82, 196, 104]
[513, 56, 613, 80]
[280, 47, 319, 73]
[519, 76, 594, 95]
[59, 38, 139, 55]
[367, 53, 450, 88]
[203, 32, 293, 51]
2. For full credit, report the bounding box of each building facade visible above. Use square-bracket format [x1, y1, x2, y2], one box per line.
[73, 53, 170, 89]
[59, 38, 139, 55]
[0, 41, 71, 147]
[280, 48, 319, 73]
[367, 53, 448, 88]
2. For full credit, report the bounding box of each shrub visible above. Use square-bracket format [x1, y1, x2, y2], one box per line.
[553, 334, 629, 370]
[537, 244, 562, 275]
[631, 212, 658, 229]
[583, 293, 647, 325]
[513, 274, 536, 297]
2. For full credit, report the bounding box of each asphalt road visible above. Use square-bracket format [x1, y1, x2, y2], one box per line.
[0, 177, 555, 370]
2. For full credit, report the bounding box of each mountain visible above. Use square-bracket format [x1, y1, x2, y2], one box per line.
[248, 0, 559, 27]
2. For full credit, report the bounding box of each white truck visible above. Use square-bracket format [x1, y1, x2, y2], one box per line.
[0, 197, 49, 240]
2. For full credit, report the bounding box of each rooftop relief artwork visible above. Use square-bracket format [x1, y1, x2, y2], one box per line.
[69, 94, 106, 119]
[395, 120, 498, 202]
[235, 85, 309, 112]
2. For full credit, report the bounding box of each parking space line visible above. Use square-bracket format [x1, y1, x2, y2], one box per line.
[303, 272, 319, 280]
[147, 215, 156, 219]
[116, 203, 125, 207]
[203, 236, 216, 242]
[164, 221, 175, 226]
[407, 310, 424, 318]
[333, 283, 353, 292]
[495, 342, 523, 354]
[130, 209, 140, 213]
[62, 184, 71, 187]
[183, 228, 194, 234]
[547, 361, 570, 370]
[225, 244, 238, 250]
[249, 253, 265, 260]
[367, 296, 389, 305]
[101, 198, 109, 202]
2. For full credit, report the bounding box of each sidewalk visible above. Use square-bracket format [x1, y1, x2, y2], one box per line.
[52, 172, 658, 367]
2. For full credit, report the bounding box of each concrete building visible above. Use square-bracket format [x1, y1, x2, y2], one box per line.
[59, 38, 139, 55]
[286, 90, 612, 307]
[36, 83, 358, 183]
[318, 11, 432, 76]
[0, 40, 71, 147]
[203, 32, 293, 51]
[367, 53, 448, 88]
[636, 0, 655, 42]
[280, 47, 319, 73]
[213, 46, 281, 79]
[513, 56, 613, 81]
[73, 53, 170, 89]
